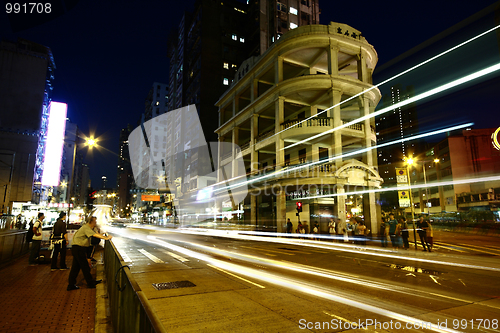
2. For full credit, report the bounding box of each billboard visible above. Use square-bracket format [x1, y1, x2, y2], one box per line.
[41, 101, 67, 186]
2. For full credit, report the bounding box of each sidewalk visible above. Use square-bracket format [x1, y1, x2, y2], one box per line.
[0, 246, 105, 333]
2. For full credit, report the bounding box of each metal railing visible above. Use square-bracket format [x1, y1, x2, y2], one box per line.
[0, 230, 29, 264]
[104, 240, 166, 333]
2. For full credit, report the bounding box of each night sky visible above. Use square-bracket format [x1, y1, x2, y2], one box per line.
[1, 0, 499, 187]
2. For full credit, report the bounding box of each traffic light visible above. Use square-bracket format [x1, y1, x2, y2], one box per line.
[296, 201, 302, 213]
[86, 189, 96, 212]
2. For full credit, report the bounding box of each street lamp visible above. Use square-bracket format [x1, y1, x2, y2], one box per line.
[405, 156, 417, 250]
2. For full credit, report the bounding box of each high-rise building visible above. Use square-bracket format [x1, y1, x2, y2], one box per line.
[162, 0, 321, 202]
[117, 125, 133, 216]
[0, 38, 55, 212]
[245, 0, 320, 57]
[375, 84, 420, 209]
[144, 82, 169, 121]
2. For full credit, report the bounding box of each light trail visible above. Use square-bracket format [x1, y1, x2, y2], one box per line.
[300, 174, 500, 201]
[273, 24, 500, 139]
[114, 224, 500, 273]
[161, 237, 474, 304]
[216, 122, 473, 193]
[283, 62, 500, 150]
[139, 235, 461, 333]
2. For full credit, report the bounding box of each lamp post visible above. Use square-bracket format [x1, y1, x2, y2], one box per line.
[405, 157, 417, 250]
[67, 136, 97, 223]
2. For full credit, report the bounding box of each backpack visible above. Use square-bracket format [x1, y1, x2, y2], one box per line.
[26, 221, 34, 242]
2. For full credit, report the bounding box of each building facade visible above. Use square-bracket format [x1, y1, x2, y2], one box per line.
[0, 38, 55, 212]
[409, 128, 500, 217]
[216, 22, 383, 233]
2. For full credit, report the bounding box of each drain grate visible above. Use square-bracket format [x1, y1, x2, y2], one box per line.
[152, 280, 196, 291]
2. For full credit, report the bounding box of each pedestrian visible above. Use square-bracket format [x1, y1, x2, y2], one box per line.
[328, 218, 336, 242]
[417, 216, 429, 252]
[426, 219, 434, 252]
[29, 212, 44, 266]
[380, 217, 388, 247]
[400, 217, 409, 249]
[312, 221, 319, 240]
[286, 218, 293, 234]
[51, 211, 69, 271]
[356, 221, 367, 245]
[67, 216, 112, 291]
[337, 218, 348, 243]
[387, 213, 400, 249]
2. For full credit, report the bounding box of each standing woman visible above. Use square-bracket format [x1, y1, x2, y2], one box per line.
[67, 216, 112, 290]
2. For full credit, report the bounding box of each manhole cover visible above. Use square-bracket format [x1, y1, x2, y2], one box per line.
[152, 280, 196, 290]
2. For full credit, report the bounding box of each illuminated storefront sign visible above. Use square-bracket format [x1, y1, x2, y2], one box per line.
[492, 127, 500, 151]
[141, 194, 161, 202]
[41, 102, 67, 186]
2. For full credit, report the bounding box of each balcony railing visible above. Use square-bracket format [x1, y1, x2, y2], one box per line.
[280, 117, 332, 131]
[255, 129, 275, 143]
[240, 141, 250, 151]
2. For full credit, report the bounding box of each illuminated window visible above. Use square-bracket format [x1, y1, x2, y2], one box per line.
[290, 7, 297, 15]
[155, 101, 159, 106]
[239, 37, 245, 43]
[290, 22, 298, 29]
[223, 78, 229, 85]
[223, 62, 229, 69]
[232, 64, 237, 68]
[232, 34, 237, 40]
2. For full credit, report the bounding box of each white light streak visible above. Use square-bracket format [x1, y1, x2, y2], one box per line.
[284, 63, 500, 150]
[275, 24, 500, 139]
[217, 122, 473, 193]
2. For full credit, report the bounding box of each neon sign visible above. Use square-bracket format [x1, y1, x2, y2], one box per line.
[493, 127, 500, 151]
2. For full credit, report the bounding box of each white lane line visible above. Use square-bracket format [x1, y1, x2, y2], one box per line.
[138, 249, 164, 263]
[117, 249, 132, 263]
[164, 250, 190, 262]
[323, 311, 358, 328]
[207, 264, 265, 289]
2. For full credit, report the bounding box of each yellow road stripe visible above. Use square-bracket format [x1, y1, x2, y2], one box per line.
[207, 264, 265, 288]
[457, 244, 500, 255]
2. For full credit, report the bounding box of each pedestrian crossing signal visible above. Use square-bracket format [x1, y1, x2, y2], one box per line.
[296, 202, 302, 213]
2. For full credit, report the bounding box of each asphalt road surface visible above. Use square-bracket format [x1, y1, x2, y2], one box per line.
[104, 224, 500, 333]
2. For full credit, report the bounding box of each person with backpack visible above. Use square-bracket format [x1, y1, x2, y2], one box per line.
[51, 212, 69, 271]
[29, 212, 44, 266]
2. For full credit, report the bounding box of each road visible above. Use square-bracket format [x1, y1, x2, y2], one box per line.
[104, 224, 500, 332]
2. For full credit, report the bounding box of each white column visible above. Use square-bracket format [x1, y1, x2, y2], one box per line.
[327, 44, 339, 76]
[275, 97, 285, 169]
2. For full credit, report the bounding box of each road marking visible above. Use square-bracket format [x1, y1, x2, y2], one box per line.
[165, 251, 190, 262]
[118, 250, 132, 262]
[458, 243, 500, 255]
[138, 249, 164, 263]
[456, 244, 500, 255]
[434, 242, 468, 253]
[207, 264, 265, 288]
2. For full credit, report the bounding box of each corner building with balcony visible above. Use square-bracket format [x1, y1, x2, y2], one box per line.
[215, 22, 383, 234]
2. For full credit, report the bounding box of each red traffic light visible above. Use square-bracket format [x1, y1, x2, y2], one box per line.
[296, 202, 302, 208]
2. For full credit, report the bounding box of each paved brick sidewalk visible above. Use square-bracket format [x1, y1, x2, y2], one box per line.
[0, 248, 101, 332]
